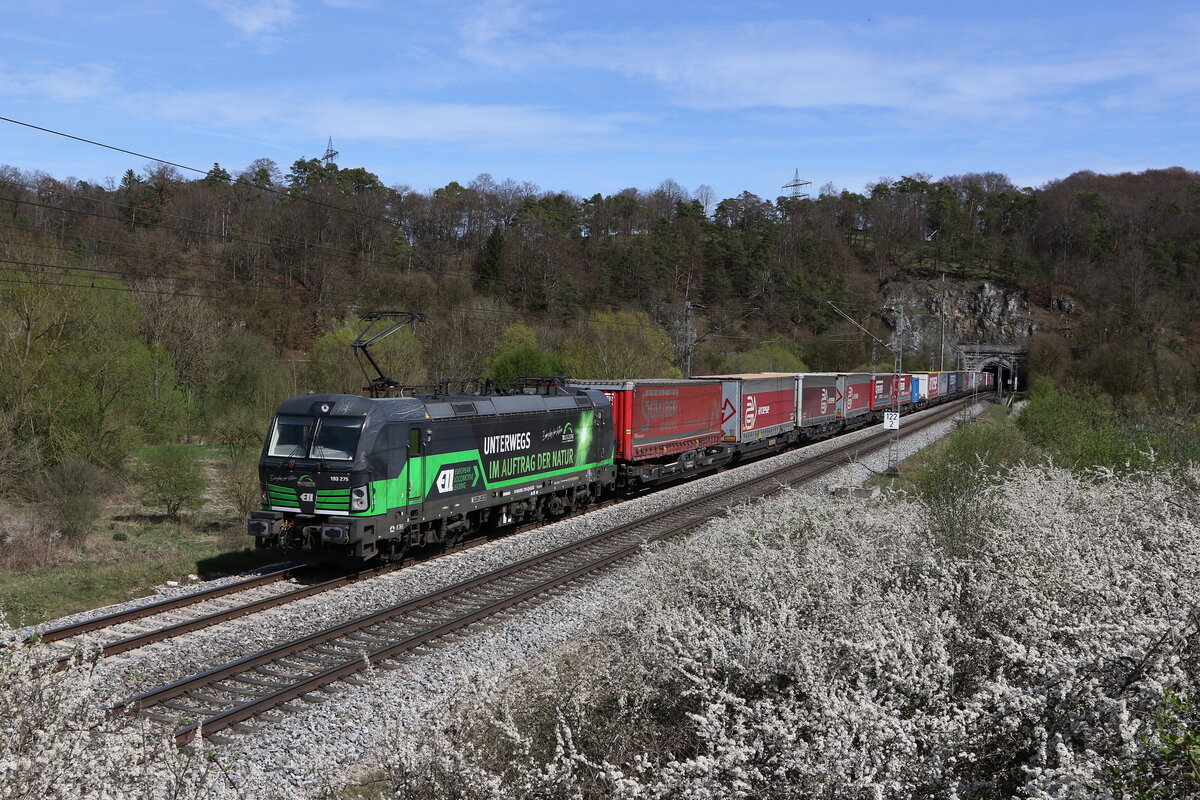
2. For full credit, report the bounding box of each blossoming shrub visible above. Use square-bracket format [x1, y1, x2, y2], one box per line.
[379, 465, 1200, 799]
[0, 640, 259, 799]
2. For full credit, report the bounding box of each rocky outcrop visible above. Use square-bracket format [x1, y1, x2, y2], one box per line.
[881, 280, 1035, 357]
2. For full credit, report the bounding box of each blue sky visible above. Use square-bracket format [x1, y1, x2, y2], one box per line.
[1, 1, 1197, 201]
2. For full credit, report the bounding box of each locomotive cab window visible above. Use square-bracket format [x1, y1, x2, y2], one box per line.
[267, 414, 313, 458]
[311, 417, 365, 461]
[267, 415, 364, 460]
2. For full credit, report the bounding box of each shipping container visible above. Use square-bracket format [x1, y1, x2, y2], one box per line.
[840, 373, 873, 418]
[568, 379, 724, 463]
[870, 373, 912, 410]
[797, 373, 840, 427]
[919, 372, 940, 401]
[692, 373, 797, 443]
[947, 372, 959, 395]
[938, 372, 949, 397]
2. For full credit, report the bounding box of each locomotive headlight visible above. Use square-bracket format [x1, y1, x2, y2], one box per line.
[350, 485, 369, 511]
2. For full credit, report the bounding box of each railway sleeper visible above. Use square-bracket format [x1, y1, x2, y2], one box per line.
[162, 698, 207, 713]
[254, 665, 302, 679]
[343, 632, 390, 645]
[186, 690, 231, 706]
[377, 657, 416, 669]
[310, 644, 356, 658]
[285, 652, 339, 666]
[215, 680, 268, 698]
[236, 673, 293, 689]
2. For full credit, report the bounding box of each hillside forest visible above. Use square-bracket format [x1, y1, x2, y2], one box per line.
[2, 159, 1199, 492]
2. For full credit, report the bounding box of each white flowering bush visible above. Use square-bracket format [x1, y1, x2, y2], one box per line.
[0, 637, 263, 799]
[373, 465, 1200, 799]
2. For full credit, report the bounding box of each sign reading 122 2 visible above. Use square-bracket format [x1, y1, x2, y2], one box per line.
[883, 412, 900, 430]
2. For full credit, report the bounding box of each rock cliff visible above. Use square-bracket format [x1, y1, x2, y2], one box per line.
[881, 280, 1036, 359]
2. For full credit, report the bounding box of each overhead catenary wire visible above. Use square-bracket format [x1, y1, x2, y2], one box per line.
[0, 116, 710, 290]
[0, 114, 406, 229]
[0, 118, 767, 343]
[0, 116, 604, 287]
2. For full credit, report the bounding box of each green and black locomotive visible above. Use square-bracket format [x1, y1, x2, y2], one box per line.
[248, 385, 616, 560]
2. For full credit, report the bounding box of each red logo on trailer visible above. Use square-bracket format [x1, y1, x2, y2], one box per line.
[744, 395, 757, 429]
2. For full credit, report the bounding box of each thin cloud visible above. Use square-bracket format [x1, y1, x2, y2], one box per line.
[458, 0, 553, 69]
[459, 14, 1200, 123]
[134, 88, 635, 147]
[0, 62, 116, 102]
[200, 0, 298, 39]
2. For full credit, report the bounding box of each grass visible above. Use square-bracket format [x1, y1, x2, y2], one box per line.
[0, 510, 280, 627]
[0, 453, 281, 628]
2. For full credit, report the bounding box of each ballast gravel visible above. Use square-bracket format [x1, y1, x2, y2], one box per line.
[17, 398, 995, 796]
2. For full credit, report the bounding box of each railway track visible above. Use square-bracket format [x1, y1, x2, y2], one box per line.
[32, 518, 516, 666]
[114, 395, 984, 746]
[32, 563, 308, 647]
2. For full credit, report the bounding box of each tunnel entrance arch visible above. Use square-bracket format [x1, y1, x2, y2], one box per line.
[960, 343, 1029, 398]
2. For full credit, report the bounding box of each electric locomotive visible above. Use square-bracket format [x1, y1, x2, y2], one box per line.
[247, 385, 616, 560]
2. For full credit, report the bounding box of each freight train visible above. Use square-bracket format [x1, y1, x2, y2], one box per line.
[247, 370, 993, 560]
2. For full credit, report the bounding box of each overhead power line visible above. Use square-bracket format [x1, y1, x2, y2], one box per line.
[0, 114, 401, 229]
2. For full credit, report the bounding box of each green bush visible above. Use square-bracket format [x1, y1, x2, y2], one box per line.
[131, 446, 208, 520]
[489, 344, 565, 384]
[1114, 692, 1200, 798]
[38, 458, 104, 545]
[1017, 378, 1153, 473]
[913, 413, 1039, 551]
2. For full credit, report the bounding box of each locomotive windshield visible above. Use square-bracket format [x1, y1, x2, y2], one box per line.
[310, 417, 363, 460]
[267, 414, 364, 461]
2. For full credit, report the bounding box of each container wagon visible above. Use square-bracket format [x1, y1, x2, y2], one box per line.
[691, 373, 798, 455]
[839, 372, 874, 420]
[796, 373, 841, 436]
[567, 378, 729, 489]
